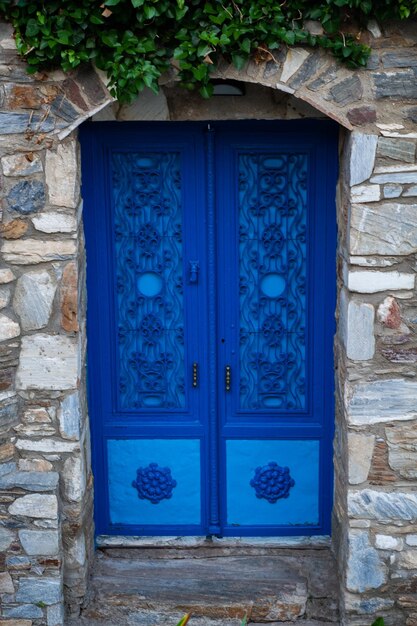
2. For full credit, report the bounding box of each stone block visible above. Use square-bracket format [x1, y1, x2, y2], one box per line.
[345, 379, 417, 425]
[47, 603, 64, 626]
[1, 153, 43, 176]
[0, 285, 11, 309]
[45, 141, 78, 208]
[8, 494, 58, 518]
[382, 52, 417, 68]
[16, 334, 79, 390]
[0, 461, 16, 476]
[343, 300, 375, 361]
[63, 455, 85, 502]
[60, 262, 78, 332]
[348, 133, 378, 186]
[371, 172, 417, 184]
[374, 69, 417, 98]
[50, 94, 79, 122]
[3, 605, 43, 619]
[117, 88, 169, 121]
[280, 48, 310, 83]
[345, 594, 394, 614]
[23, 407, 51, 423]
[0, 268, 15, 284]
[59, 392, 81, 440]
[15, 438, 79, 453]
[406, 535, 417, 546]
[0, 111, 55, 134]
[386, 424, 417, 479]
[19, 529, 59, 555]
[6, 556, 32, 570]
[383, 184, 402, 198]
[0, 526, 14, 550]
[31, 211, 77, 234]
[377, 137, 416, 162]
[13, 270, 57, 331]
[18, 459, 53, 472]
[1, 219, 29, 240]
[15, 578, 62, 606]
[346, 106, 377, 126]
[347, 530, 387, 592]
[0, 571, 15, 593]
[329, 76, 363, 106]
[398, 550, 417, 569]
[404, 185, 417, 197]
[2, 239, 76, 265]
[377, 296, 402, 329]
[66, 533, 86, 567]
[350, 202, 417, 256]
[0, 314, 20, 342]
[375, 534, 403, 551]
[348, 433, 375, 484]
[351, 184, 380, 203]
[347, 270, 415, 293]
[0, 471, 59, 491]
[348, 489, 417, 521]
[7, 180, 45, 215]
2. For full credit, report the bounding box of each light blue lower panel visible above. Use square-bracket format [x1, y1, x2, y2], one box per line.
[107, 439, 201, 526]
[226, 440, 320, 527]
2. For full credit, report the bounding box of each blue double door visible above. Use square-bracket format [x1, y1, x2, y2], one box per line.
[81, 120, 337, 537]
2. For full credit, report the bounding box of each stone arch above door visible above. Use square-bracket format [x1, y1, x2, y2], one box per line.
[1, 16, 417, 626]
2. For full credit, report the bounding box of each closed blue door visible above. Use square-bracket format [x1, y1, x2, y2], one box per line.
[81, 120, 337, 537]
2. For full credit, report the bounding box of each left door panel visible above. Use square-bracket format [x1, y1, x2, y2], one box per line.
[81, 123, 208, 536]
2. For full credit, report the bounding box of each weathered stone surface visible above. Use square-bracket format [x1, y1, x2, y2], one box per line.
[307, 64, 338, 92]
[60, 262, 78, 332]
[67, 533, 86, 567]
[0, 285, 11, 309]
[8, 494, 58, 518]
[348, 133, 378, 186]
[0, 460, 16, 476]
[383, 184, 402, 198]
[386, 424, 417, 479]
[329, 76, 363, 106]
[23, 407, 51, 423]
[16, 438, 79, 453]
[374, 69, 417, 98]
[348, 433, 375, 484]
[50, 94, 79, 122]
[345, 594, 394, 614]
[375, 534, 403, 551]
[0, 526, 14, 550]
[348, 489, 417, 521]
[0, 111, 55, 134]
[0, 268, 15, 284]
[59, 392, 80, 440]
[47, 603, 64, 626]
[378, 296, 402, 329]
[0, 471, 59, 491]
[45, 141, 78, 208]
[280, 48, 310, 83]
[31, 211, 77, 233]
[404, 184, 417, 197]
[19, 529, 59, 556]
[378, 137, 416, 162]
[7, 180, 45, 214]
[13, 270, 57, 331]
[406, 535, 417, 546]
[398, 550, 417, 569]
[3, 605, 43, 619]
[118, 88, 169, 121]
[346, 530, 387, 592]
[5, 84, 40, 108]
[382, 52, 417, 68]
[288, 52, 323, 89]
[63, 455, 85, 502]
[343, 299, 375, 361]
[350, 202, 417, 255]
[368, 440, 397, 485]
[17, 334, 79, 390]
[346, 378, 417, 425]
[347, 270, 415, 293]
[351, 184, 380, 203]
[381, 346, 417, 363]
[2, 239, 76, 264]
[371, 172, 417, 184]
[347, 106, 377, 126]
[0, 314, 20, 342]
[0, 219, 28, 240]
[0, 620, 33, 626]
[15, 578, 62, 606]
[0, 571, 15, 593]
[1, 152, 43, 176]
[18, 458, 53, 472]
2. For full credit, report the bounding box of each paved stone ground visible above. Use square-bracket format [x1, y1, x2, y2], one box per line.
[68, 547, 339, 626]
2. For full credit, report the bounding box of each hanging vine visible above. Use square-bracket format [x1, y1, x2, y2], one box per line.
[0, 0, 416, 102]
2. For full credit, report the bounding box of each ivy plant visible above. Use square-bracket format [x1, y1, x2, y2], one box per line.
[0, 0, 416, 102]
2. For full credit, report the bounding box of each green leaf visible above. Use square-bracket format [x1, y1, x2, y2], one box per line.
[144, 5, 156, 19]
[231, 52, 246, 70]
[25, 18, 39, 37]
[371, 619, 385, 626]
[131, 0, 145, 6]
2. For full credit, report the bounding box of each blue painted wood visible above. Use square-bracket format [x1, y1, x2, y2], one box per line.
[80, 120, 337, 537]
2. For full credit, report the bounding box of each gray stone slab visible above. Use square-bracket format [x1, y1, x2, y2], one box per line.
[346, 378, 417, 425]
[0, 471, 59, 492]
[288, 52, 323, 89]
[7, 180, 45, 214]
[329, 76, 362, 106]
[347, 530, 387, 593]
[19, 529, 59, 555]
[374, 69, 417, 98]
[350, 202, 417, 255]
[377, 137, 416, 162]
[348, 489, 417, 521]
[0, 111, 55, 134]
[382, 51, 417, 68]
[3, 604, 44, 619]
[348, 133, 378, 186]
[0, 526, 14, 550]
[15, 577, 62, 605]
[0, 461, 16, 477]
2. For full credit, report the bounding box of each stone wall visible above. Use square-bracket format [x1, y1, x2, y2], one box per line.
[0, 16, 417, 626]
